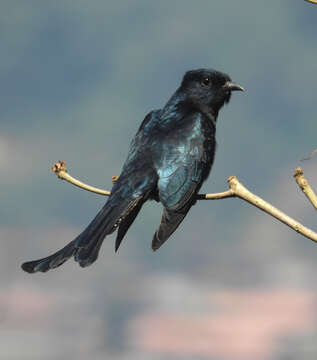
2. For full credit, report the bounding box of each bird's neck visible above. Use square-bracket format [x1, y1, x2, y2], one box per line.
[191, 101, 217, 131]
[160, 91, 218, 131]
[161, 91, 187, 117]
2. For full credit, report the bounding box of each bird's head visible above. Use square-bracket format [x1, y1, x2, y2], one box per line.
[180, 69, 244, 116]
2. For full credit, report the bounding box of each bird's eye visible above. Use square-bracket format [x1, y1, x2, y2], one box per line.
[201, 77, 210, 87]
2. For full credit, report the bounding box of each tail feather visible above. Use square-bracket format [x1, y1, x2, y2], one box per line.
[115, 197, 144, 252]
[152, 208, 189, 251]
[75, 238, 104, 267]
[75, 196, 145, 264]
[21, 194, 148, 273]
[74, 202, 118, 249]
[21, 240, 77, 273]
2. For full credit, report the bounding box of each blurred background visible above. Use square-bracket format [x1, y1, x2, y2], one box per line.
[1, 0, 317, 359]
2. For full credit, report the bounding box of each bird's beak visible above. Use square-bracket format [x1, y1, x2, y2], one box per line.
[223, 81, 245, 92]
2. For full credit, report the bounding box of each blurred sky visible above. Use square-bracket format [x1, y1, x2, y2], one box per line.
[1, 1, 317, 359]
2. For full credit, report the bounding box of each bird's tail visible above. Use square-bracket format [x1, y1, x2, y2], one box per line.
[21, 239, 77, 273]
[152, 208, 189, 251]
[21, 196, 143, 273]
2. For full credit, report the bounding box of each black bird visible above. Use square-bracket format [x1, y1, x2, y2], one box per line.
[22, 69, 244, 273]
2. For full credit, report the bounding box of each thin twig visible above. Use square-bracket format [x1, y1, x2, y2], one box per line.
[51, 161, 317, 245]
[301, 147, 317, 161]
[51, 161, 110, 196]
[304, 0, 317, 5]
[196, 189, 235, 200]
[294, 167, 317, 210]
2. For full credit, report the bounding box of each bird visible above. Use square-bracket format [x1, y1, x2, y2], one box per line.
[21, 68, 244, 273]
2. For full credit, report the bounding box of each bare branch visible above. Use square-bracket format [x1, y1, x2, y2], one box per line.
[51, 161, 236, 200]
[226, 176, 317, 243]
[294, 167, 317, 210]
[301, 147, 317, 161]
[196, 189, 235, 200]
[51, 161, 317, 245]
[51, 161, 110, 196]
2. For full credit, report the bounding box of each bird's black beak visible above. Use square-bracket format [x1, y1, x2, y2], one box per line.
[223, 81, 245, 92]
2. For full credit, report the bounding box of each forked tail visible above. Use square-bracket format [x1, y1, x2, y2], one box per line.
[21, 196, 144, 273]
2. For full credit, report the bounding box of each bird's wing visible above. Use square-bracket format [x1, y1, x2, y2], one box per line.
[114, 195, 145, 252]
[152, 157, 206, 250]
[157, 160, 203, 210]
[73, 147, 158, 253]
[74, 109, 160, 252]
